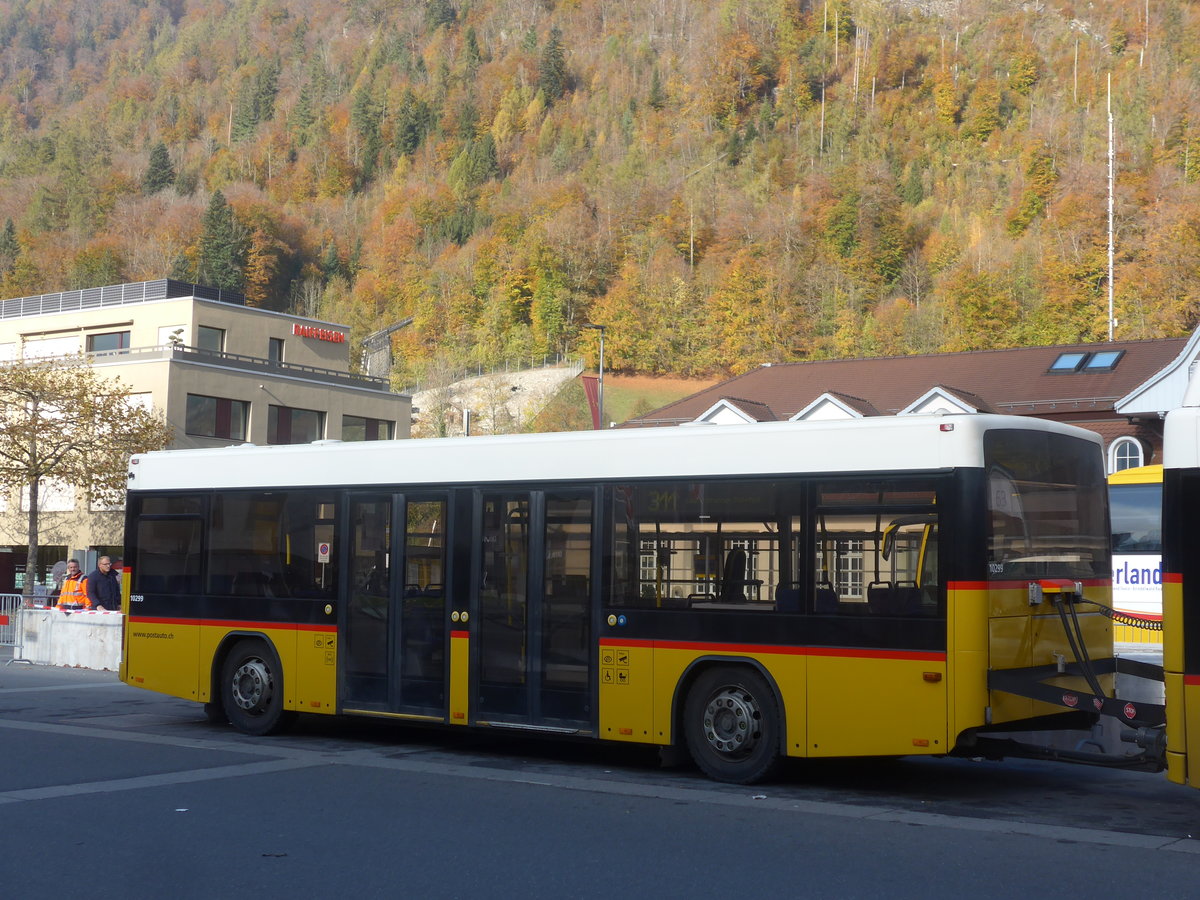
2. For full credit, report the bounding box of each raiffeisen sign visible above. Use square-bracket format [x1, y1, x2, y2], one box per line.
[292, 323, 346, 343]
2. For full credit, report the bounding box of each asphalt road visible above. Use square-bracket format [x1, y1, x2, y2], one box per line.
[0, 655, 1197, 899]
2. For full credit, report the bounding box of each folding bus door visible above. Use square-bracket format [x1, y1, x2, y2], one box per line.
[341, 492, 449, 720]
[469, 490, 594, 732]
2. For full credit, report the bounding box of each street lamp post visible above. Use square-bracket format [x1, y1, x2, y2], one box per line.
[582, 323, 606, 429]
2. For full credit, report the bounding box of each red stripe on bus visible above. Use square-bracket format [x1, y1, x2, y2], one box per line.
[952, 578, 1112, 591]
[598, 637, 945, 662]
[1185, 675, 1200, 686]
[1163, 572, 1183, 584]
[128, 616, 335, 633]
[450, 630, 469, 639]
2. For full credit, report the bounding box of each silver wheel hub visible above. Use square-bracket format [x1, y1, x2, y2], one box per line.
[231, 658, 273, 712]
[702, 686, 761, 755]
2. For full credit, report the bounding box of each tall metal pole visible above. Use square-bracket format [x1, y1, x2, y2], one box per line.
[1108, 73, 1115, 342]
[597, 327, 605, 429]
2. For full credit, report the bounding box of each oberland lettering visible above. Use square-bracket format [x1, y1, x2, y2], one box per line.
[292, 323, 346, 343]
[1113, 560, 1163, 586]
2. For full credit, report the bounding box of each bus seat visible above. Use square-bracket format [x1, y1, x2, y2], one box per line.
[775, 585, 802, 613]
[814, 581, 839, 614]
[867, 581, 896, 615]
[720, 549, 748, 603]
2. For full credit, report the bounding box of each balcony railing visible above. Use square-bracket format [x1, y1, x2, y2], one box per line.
[89, 344, 395, 392]
[0, 278, 245, 320]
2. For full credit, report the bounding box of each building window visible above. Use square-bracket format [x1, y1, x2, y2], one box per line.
[342, 415, 393, 441]
[186, 394, 248, 441]
[269, 405, 324, 444]
[268, 338, 284, 363]
[1085, 350, 1124, 371]
[86, 331, 130, 352]
[1048, 350, 1125, 374]
[197, 326, 225, 352]
[1110, 437, 1145, 473]
[21, 478, 74, 512]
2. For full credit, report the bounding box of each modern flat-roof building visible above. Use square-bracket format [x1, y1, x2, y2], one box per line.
[0, 279, 410, 591]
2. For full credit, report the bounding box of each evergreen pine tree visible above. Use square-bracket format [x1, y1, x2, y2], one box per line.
[141, 142, 176, 194]
[197, 190, 246, 291]
[648, 67, 666, 110]
[231, 77, 259, 142]
[320, 242, 341, 280]
[169, 251, 194, 282]
[0, 219, 19, 276]
[538, 27, 568, 103]
[256, 58, 280, 122]
[426, 0, 455, 29]
[395, 89, 431, 156]
[464, 27, 482, 70]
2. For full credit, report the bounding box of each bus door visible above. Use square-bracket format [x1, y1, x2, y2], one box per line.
[341, 493, 449, 718]
[470, 490, 594, 731]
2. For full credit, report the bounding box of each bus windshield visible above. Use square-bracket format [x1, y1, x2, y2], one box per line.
[984, 429, 1108, 580]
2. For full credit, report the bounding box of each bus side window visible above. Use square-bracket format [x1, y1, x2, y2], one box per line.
[610, 480, 787, 611]
[134, 516, 203, 594]
[814, 479, 940, 618]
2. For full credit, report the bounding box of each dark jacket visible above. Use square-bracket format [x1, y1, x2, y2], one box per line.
[86, 567, 120, 609]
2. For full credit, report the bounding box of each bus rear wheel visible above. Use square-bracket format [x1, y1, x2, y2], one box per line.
[221, 639, 295, 736]
[684, 667, 782, 784]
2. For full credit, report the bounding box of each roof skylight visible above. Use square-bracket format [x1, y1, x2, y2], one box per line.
[1048, 350, 1124, 373]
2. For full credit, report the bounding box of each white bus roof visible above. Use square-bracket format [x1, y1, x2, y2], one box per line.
[128, 414, 1102, 493]
[1165, 406, 1200, 469]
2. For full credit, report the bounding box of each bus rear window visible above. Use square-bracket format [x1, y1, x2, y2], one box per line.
[1109, 483, 1162, 553]
[984, 429, 1108, 581]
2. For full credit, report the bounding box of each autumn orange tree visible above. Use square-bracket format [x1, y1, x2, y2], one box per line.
[0, 356, 173, 600]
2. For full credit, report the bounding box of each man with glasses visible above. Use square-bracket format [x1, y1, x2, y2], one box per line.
[86, 556, 120, 612]
[55, 560, 91, 610]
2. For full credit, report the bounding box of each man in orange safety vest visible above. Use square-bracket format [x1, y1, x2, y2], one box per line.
[56, 559, 91, 610]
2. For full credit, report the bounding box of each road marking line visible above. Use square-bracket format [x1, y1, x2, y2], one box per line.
[0, 758, 319, 805]
[0, 682, 121, 693]
[0, 717, 320, 760]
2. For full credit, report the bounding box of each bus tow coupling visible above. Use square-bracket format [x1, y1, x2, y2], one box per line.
[1028, 579, 1084, 606]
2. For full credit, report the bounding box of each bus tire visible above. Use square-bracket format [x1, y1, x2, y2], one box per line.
[684, 666, 782, 784]
[221, 639, 296, 737]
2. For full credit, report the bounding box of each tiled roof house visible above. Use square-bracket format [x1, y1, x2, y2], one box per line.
[624, 332, 1200, 473]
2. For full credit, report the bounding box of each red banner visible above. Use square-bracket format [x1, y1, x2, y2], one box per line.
[581, 374, 600, 429]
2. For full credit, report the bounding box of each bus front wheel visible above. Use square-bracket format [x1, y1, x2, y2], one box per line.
[684, 667, 782, 784]
[220, 640, 296, 736]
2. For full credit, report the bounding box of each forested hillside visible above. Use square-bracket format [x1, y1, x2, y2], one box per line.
[0, 0, 1197, 382]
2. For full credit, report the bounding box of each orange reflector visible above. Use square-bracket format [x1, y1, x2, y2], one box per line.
[309, 701, 322, 708]
[912, 738, 930, 747]
[923, 671, 942, 682]
[619, 727, 633, 735]
[134, 676, 144, 683]
[452, 711, 465, 719]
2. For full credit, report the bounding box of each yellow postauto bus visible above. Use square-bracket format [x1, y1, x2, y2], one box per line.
[1108, 464, 1164, 644]
[1161, 407, 1200, 787]
[121, 414, 1167, 784]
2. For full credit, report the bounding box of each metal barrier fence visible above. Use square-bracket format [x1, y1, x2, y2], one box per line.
[0, 594, 22, 646]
